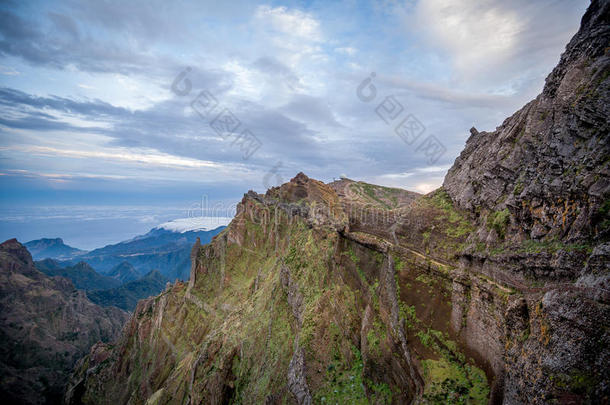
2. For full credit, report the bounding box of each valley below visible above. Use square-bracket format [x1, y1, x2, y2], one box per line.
[0, 1, 609, 404]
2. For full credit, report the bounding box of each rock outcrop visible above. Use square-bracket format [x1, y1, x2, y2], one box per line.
[442, 2, 610, 401]
[64, 2, 609, 404]
[444, 0, 609, 247]
[0, 239, 129, 405]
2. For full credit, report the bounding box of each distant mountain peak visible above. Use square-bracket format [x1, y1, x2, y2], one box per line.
[154, 217, 233, 233]
[108, 261, 139, 283]
[24, 237, 85, 260]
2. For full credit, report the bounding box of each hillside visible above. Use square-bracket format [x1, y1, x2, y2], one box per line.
[25, 220, 228, 281]
[77, 223, 227, 280]
[36, 260, 121, 291]
[24, 238, 85, 261]
[107, 261, 140, 283]
[65, 2, 609, 404]
[87, 270, 168, 311]
[36, 259, 169, 312]
[0, 239, 129, 405]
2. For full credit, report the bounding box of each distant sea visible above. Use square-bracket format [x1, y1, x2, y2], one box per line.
[0, 205, 234, 250]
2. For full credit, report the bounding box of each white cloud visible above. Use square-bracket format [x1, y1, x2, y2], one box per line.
[414, 0, 523, 78]
[3, 145, 228, 170]
[413, 182, 439, 194]
[3, 169, 129, 180]
[252, 5, 328, 72]
[408, 0, 588, 93]
[156, 216, 233, 232]
[255, 5, 322, 42]
[335, 47, 357, 56]
[367, 167, 450, 194]
[222, 60, 265, 100]
[414, 165, 451, 173]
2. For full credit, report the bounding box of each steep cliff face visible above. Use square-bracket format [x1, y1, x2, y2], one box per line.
[65, 174, 494, 404]
[65, 2, 609, 404]
[442, 2, 610, 402]
[444, 0, 609, 248]
[65, 173, 607, 404]
[0, 239, 129, 405]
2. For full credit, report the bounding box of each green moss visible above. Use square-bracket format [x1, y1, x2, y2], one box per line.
[285, 245, 306, 270]
[366, 319, 386, 356]
[314, 345, 368, 404]
[393, 256, 405, 272]
[415, 273, 435, 286]
[487, 209, 510, 239]
[366, 379, 393, 404]
[552, 370, 597, 396]
[346, 246, 360, 264]
[415, 327, 489, 404]
[350, 182, 402, 209]
[518, 238, 592, 255]
[344, 245, 369, 285]
[372, 250, 384, 266]
[362, 183, 390, 208]
[513, 180, 524, 196]
[399, 303, 417, 330]
[429, 189, 474, 239]
[488, 244, 506, 255]
[517, 327, 530, 343]
[421, 358, 489, 404]
[422, 231, 431, 245]
[417, 330, 433, 348]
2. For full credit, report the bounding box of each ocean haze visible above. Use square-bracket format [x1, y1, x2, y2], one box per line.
[0, 205, 234, 250]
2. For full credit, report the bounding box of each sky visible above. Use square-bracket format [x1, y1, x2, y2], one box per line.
[0, 0, 589, 248]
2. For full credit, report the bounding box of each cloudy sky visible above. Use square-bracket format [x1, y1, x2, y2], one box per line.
[0, 0, 589, 247]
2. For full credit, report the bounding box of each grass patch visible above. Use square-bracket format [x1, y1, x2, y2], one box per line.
[393, 256, 405, 271]
[429, 189, 474, 239]
[487, 209, 510, 239]
[314, 345, 368, 404]
[415, 328, 489, 404]
[513, 180, 524, 196]
[518, 238, 592, 255]
[421, 358, 489, 404]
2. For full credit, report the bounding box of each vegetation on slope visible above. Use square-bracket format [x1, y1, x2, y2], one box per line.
[86, 270, 167, 311]
[36, 259, 121, 290]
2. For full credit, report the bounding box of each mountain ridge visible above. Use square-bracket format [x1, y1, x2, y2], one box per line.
[64, 2, 609, 404]
[27, 219, 228, 280]
[0, 239, 128, 405]
[24, 238, 85, 261]
[35, 259, 121, 291]
[86, 269, 168, 311]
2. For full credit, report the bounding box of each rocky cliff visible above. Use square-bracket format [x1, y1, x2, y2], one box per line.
[65, 1, 609, 404]
[444, 0, 609, 249]
[0, 239, 129, 404]
[442, 1, 610, 402]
